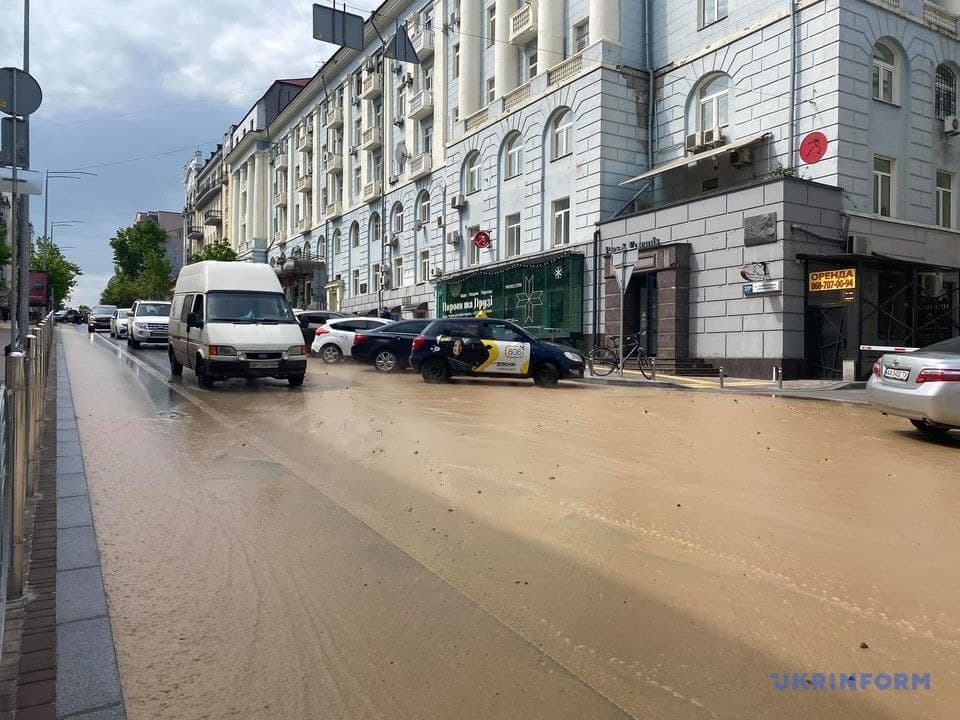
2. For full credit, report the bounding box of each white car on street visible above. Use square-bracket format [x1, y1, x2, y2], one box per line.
[311, 316, 392, 363]
[109, 308, 132, 338]
[127, 300, 172, 349]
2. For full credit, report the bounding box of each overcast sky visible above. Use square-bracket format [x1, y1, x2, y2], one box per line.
[1, 0, 381, 306]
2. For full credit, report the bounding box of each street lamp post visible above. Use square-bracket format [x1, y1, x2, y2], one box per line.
[45, 221, 83, 311]
[42, 170, 96, 244]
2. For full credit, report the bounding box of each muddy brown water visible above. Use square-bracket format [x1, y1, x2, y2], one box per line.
[62, 328, 959, 719]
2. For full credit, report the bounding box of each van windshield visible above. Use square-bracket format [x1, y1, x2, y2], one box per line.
[206, 292, 296, 324]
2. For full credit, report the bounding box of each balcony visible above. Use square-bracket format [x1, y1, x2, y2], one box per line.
[360, 70, 383, 99]
[548, 52, 583, 86]
[186, 225, 203, 240]
[361, 125, 383, 150]
[274, 190, 287, 207]
[362, 180, 382, 204]
[296, 172, 313, 193]
[275, 153, 288, 170]
[325, 201, 343, 220]
[203, 210, 222, 226]
[509, 1, 537, 45]
[503, 82, 531, 113]
[869, 0, 960, 36]
[325, 152, 343, 174]
[408, 153, 432, 180]
[297, 130, 313, 152]
[408, 90, 434, 120]
[464, 107, 488, 132]
[298, 216, 313, 233]
[411, 28, 434, 58]
[326, 107, 343, 128]
[274, 229, 287, 244]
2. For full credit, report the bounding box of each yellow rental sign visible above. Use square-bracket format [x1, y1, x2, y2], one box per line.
[809, 268, 856, 292]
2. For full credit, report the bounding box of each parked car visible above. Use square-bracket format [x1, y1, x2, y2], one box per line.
[127, 300, 172, 348]
[409, 318, 585, 388]
[866, 336, 960, 436]
[109, 308, 132, 338]
[169, 261, 307, 388]
[65, 309, 80, 324]
[351, 319, 433, 372]
[294, 309, 347, 345]
[54, 309, 68, 322]
[311, 316, 392, 363]
[87, 305, 117, 333]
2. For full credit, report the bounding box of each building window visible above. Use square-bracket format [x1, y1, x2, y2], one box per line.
[937, 171, 953, 228]
[370, 212, 382, 243]
[552, 198, 571, 246]
[700, 0, 727, 26]
[353, 165, 362, 195]
[936, 64, 956, 119]
[372, 263, 381, 290]
[422, 62, 433, 91]
[551, 109, 573, 160]
[698, 75, 730, 131]
[392, 202, 405, 233]
[506, 213, 521, 257]
[418, 191, 431, 223]
[350, 222, 360, 248]
[422, 121, 434, 154]
[397, 83, 406, 117]
[467, 225, 481, 264]
[353, 116, 362, 146]
[526, 48, 538, 80]
[873, 156, 894, 217]
[420, 250, 430, 282]
[332, 229, 341, 254]
[487, 77, 496, 103]
[464, 152, 481, 194]
[872, 42, 896, 104]
[505, 134, 523, 178]
[453, 44, 460, 78]
[573, 20, 590, 53]
[393, 256, 404, 287]
[352, 268, 360, 296]
[486, 6, 496, 46]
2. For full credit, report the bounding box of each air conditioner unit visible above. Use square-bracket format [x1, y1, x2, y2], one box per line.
[944, 116, 960, 135]
[403, 73, 414, 86]
[685, 132, 703, 153]
[349, 146, 359, 156]
[393, 61, 404, 74]
[847, 234, 872, 255]
[379, 268, 391, 289]
[430, 266, 443, 279]
[306, 126, 313, 134]
[920, 272, 943, 296]
[436, 215, 445, 228]
[351, 97, 361, 107]
[383, 233, 398, 248]
[393, 115, 405, 127]
[729, 148, 752, 167]
[702, 127, 725, 148]
[446, 231, 460, 245]
[388, 174, 400, 184]
[450, 193, 466, 210]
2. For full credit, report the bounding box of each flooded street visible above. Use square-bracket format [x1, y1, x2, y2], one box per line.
[60, 326, 959, 720]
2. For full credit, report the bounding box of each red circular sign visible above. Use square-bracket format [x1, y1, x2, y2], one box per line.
[799, 132, 828, 165]
[473, 230, 491, 249]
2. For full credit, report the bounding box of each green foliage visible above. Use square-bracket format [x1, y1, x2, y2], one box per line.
[190, 240, 237, 263]
[100, 219, 174, 305]
[30, 240, 83, 310]
[0, 225, 11, 268]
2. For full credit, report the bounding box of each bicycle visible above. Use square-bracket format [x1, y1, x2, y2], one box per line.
[588, 332, 655, 379]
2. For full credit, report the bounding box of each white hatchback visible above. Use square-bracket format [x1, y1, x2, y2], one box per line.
[311, 316, 392, 363]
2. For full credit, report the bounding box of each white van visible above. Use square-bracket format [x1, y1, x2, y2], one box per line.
[168, 261, 307, 388]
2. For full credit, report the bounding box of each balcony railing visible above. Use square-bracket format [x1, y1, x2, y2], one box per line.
[296, 173, 313, 193]
[361, 125, 383, 150]
[297, 131, 313, 152]
[275, 153, 288, 170]
[298, 216, 313, 233]
[327, 107, 344, 128]
[325, 201, 343, 219]
[274, 190, 287, 207]
[203, 210, 222, 226]
[362, 180, 382, 204]
[548, 53, 583, 86]
[411, 28, 434, 57]
[274, 229, 287, 244]
[509, 1, 537, 45]
[408, 153, 432, 180]
[869, 0, 959, 35]
[464, 108, 488, 132]
[325, 152, 343, 173]
[186, 225, 203, 240]
[409, 90, 434, 120]
[503, 82, 531, 113]
[360, 71, 383, 99]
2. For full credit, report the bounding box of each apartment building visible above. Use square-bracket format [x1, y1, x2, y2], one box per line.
[183, 144, 228, 259]
[134, 210, 185, 277]
[194, 0, 960, 378]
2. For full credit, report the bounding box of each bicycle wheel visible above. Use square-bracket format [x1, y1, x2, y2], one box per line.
[637, 352, 655, 380]
[588, 347, 618, 376]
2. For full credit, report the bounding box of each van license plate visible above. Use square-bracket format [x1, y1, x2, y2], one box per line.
[883, 367, 910, 381]
[249, 360, 279, 369]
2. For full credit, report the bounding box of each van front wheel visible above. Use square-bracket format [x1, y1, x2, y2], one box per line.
[196, 356, 215, 389]
[288, 374, 305, 388]
[169, 347, 183, 376]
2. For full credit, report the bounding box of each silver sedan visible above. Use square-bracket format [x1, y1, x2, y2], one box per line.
[866, 336, 960, 437]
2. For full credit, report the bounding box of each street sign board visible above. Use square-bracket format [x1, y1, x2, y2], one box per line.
[312, 4, 365, 50]
[809, 268, 856, 292]
[386, 27, 420, 63]
[1, 116, 28, 167]
[742, 279, 782, 296]
[0, 167, 42, 194]
[0, 67, 42, 117]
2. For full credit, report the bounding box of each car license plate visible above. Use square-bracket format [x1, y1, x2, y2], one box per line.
[248, 360, 279, 369]
[883, 367, 910, 381]
[150, 332, 166, 338]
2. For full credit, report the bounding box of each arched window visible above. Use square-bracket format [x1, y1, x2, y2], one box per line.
[504, 133, 523, 179]
[873, 42, 896, 104]
[697, 75, 730, 131]
[464, 151, 481, 194]
[936, 64, 956, 119]
[303, 240, 311, 258]
[417, 191, 431, 224]
[369, 212, 382, 243]
[349, 221, 360, 248]
[551, 109, 573, 160]
[392, 201, 405, 233]
[332, 229, 341, 254]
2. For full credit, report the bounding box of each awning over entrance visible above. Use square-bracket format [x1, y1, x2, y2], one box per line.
[619, 132, 770, 186]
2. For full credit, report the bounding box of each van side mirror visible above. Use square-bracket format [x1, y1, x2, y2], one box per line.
[187, 312, 202, 329]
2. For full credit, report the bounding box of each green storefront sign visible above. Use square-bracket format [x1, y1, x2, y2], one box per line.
[436, 253, 584, 341]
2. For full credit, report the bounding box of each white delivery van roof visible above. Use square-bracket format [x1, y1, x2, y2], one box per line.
[173, 261, 284, 295]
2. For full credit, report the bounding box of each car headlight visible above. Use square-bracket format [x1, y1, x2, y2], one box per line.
[209, 345, 237, 357]
[287, 345, 306, 356]
[564, 351, 583, 362]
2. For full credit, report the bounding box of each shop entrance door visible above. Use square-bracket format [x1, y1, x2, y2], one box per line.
[625, 272, 658, 356]
[805, 304, 846, 379]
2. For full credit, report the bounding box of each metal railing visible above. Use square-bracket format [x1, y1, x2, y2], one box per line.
[2, 312, 55, 621]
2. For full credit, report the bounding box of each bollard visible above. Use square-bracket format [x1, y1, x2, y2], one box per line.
[778, 366, 784, 390]
[6, 353, 28, 597]
[719, 366, 725, 389]
[24, 336, 36, 496]
[651, 358, 657, 381]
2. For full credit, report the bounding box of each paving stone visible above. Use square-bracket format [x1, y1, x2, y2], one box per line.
[66, 704, 126, 720]
[56, 568, 107, 624]
[57, 473, 88, 499]
[55, 442, 82, 458]
[15, 704, 55, 720]
[55, 421, 75, 431]
[55, 456, 84, 476]
[57, 497, 92, 530]
[55, 428, 79, 443]
[57, 527, 99, 571]
[56, 618, 122, 717]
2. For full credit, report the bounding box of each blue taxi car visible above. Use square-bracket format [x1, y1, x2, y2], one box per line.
[409, 318, 585, 387]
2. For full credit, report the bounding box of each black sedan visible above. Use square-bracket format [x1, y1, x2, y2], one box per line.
[351, 319, 432, 372]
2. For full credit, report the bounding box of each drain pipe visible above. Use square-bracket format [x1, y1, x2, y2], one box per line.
[592, 225, 601, 349]
[787, 0, 797, 169]
[645, 0, 655, 173]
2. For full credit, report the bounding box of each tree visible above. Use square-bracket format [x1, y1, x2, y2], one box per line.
[101, 218, 174, 305]
[30, 240, 82, 310]
[0, 225, 11, 269]
[190, 240, 237, 263]
[109, 218, 167, 278]
[99, 273, 138, 307]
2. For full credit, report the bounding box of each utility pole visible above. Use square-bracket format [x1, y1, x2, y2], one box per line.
[15, 0, 31, 348]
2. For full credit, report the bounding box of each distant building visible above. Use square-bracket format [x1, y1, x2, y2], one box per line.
[135, 210, 184, 277]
